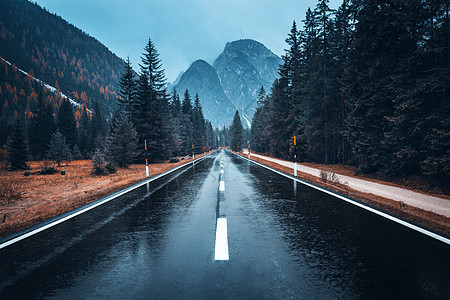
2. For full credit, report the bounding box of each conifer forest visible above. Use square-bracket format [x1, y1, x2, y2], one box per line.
[250, 0, 449, 181]
[0, 0, 448, 184]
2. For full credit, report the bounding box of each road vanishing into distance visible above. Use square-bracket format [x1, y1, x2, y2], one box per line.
[0, 150, 449, 299]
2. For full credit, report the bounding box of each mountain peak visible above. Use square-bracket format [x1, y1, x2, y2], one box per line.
[175, 39, 282, 129]
[175, 58, 236, 128]
[223, 39, 278, 58]
[214, 39, 282, 123]
[189, 59, 214, 72]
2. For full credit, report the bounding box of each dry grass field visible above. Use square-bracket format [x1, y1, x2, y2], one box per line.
[0, 155, 205, 238]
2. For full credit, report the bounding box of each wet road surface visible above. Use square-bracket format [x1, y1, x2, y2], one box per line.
[0, 150, 449, 299]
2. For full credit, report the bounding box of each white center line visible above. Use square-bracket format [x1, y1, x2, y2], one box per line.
[215, 218, 229, 260]
[219, 180, 225, 191]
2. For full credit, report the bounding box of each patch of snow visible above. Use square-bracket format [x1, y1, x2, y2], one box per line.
[242, 115, 251, 128]
[1, 56, 89, 112]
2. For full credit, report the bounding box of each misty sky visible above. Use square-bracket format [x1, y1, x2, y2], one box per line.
[34, 0, 342, 83]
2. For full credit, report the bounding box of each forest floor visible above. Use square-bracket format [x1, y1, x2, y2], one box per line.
[0, 153, 208, 239]
[238, 150, 450, 238]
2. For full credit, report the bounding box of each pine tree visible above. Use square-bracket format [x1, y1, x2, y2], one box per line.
[251, 87, 271, 154]
[182, 89, 192, 116]
[88, 100, 107, 151]
[91, 148, 107, 175]
[132, 38, 170, 162]
[107, 113, 139, 168]
[47, 130, 71, 167]
[117, 56, 137, 117]
[7, 119, 29, 170]
[140, 38, 167, 95]
[344, 0, 398, 173]
[180, 89, 193, 154]
[170, 88, 181, 117]
[331, 0, 353, 164]
[28, 91, 55, 159]
[109, 109, 122, 136]
[256, 86, 266, 107]
[77, 103, 90, 156]
[56, 98, 77, 148]
[229, 110, 244, 151]
[192, 93, 206, 153]
[205, 121, 215, 150]
[168, 88, 183, 156]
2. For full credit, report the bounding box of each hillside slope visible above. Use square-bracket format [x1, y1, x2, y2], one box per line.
[0, 0, 124, 116]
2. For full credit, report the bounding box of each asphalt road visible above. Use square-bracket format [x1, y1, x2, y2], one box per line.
[0, 150, 449, 299]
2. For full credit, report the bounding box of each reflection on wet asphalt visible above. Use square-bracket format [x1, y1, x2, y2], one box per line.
[0, 150, 449, 299]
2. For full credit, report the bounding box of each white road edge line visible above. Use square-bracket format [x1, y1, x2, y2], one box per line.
[215, 218, 229, 260]
[230, 151, 450, 246]
[0, 153, 215, 250]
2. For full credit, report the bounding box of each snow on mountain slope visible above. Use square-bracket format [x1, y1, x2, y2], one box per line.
[1, 56, 88, 111]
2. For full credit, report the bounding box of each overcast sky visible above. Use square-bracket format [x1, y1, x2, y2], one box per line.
[34, 0, 342, 82]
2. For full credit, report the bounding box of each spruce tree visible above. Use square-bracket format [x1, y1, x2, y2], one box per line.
[256, 86, 266, 107]
[77, 104, 90, 156]
[47, 130, 71, 167]
[168, 88, 183, 156]
[344, 0, 397, 173]
[180, 89, 193, 154]
[419, 2, 450, 179]
[7, 119, 29, 170]
[118, 57, 137, 118]
[170, 88, 181, 117]
[205, 121, 215, 150]
[229, 110, 244, 152]
[251, 87, 271, 154]
[182, 89, 192, 116]
[193, 93, 206, 153]
[107, 113, 139, 168]
[28, 91, 55, 159]
[56, 98, 77, 148]
[132, 38, 169, 162]
[88, 101, 107, 151]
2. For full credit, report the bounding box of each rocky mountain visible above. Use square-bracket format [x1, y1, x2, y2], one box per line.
[214, 39, 282, 125]
[174, 39, 282, 129]
[175, 60, 236, 128]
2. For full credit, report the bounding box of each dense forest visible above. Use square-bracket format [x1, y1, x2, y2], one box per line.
[251, 0, 449, 180]
[115, 39, 217, 163]
[2, 37, 220, 171]
[0, 0, 222, 171]
[0, 0, 125, 147]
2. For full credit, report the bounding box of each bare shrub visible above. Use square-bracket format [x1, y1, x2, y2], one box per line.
[320, 170, 329, 183]
[169, 157, 180, 163]
[39, 160, 58, 175]
[329, 172, 340, 184]
[0, 180, 22, 205]
[320, 170, 340, 184]
[92, 149, 108, 175]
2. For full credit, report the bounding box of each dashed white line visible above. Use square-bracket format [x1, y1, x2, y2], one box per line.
[215, 218, 229, 260]
[219, 181, 225, 191]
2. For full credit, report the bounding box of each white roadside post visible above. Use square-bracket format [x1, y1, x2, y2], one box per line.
[294, 136, 297, 177]
[145, 139, 149, 177]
